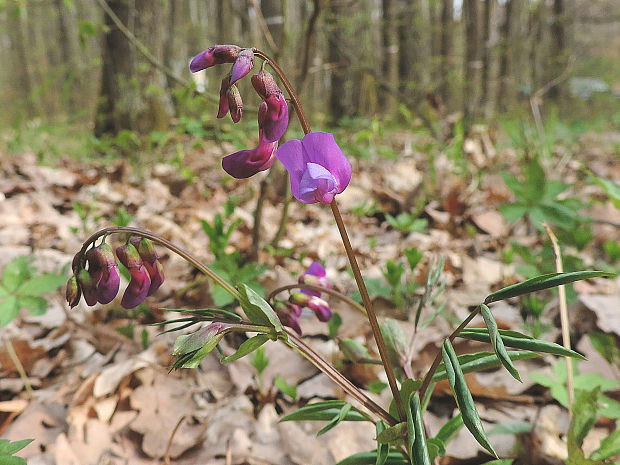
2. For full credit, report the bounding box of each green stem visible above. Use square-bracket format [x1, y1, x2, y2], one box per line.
[418, 306, 482, 399]
[330, 200, 407, 421]
[267, 283, 367, 316]
[75, 227, 241, 301]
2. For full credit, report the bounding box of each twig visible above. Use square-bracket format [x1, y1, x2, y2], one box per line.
[249, 0, 277, 52]
[163, 415, 186, 465]
[3, 336, 33, 397]
[543, 223, 574, 416]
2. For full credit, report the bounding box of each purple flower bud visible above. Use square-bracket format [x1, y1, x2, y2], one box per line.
[251, 69, 280, 100]
[130, 237, 165, 297]
[289, 293, 332, 322]
[274, 300, 303, 335]
[230, 49, 254, 84]
[276, 132, 351, 204]
[116, 243, 151, 309]
[221, 130, 277, 179]
[258, 93, 288, 143]
[86, 243, 120, 305]
[189, 45, 241, 73]
[299, 262, 331, 297]
[77, 269, 98, 306]
[226, 84, 243, 123]
[65, 275, 81, 308]
[217, 76, 231, 119]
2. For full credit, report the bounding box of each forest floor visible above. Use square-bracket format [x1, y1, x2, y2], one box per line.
[0, 121, 619, 465]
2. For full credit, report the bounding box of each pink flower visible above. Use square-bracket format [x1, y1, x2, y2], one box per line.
[276, 132, 351, 204]
[230, 49, 255, 84]
[258, 93, 288, 142]
[116, 243, 151, 309]
[130, 237, 165, 297]
[85, 243, 120, 305]
[289, 292, 332, 322]
[221, 130, 277, 179]
[299, 262, 331, 298]
[189, 45, 241, 73]
[217, 76, 231, 119]
[274, 301, 303, 335]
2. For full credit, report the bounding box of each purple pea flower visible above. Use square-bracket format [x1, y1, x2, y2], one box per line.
[77, 268, 98, 306]
[258, 93, 288, 142]
[221, 130, 277, 179]
[190, 45, 241, 73]
[130, 237, 165, 297]
[289, 292, 332, 322]
[276, 132, 351, 204]
[116, 243, 151, 309]
[274, 300, 303, 335]
[85, 243, 121, 305]
[227, 84, 243, 123]
[251, 69, 281, 100]
[299, 261, 331, 298]
[230, 49, 254, 85]
[217, 76, 231, 119]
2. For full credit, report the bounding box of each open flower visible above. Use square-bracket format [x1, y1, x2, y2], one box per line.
[221, 130, 277, 179]
[299, 262, 331, 297]
[276, 132, 351, 204]
[116, 243, 151, 309]
[190, 45, 241, 72]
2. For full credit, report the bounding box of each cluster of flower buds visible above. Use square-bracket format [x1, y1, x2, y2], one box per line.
[189, 45, 289, 179]
[66, 237, 164, 310]
[273, 262, 333, 335]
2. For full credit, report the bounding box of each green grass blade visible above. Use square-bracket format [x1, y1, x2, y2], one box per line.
[481, 304, 521, 381]
[410, 392, 431, 465]
[433, 351, 540, 382]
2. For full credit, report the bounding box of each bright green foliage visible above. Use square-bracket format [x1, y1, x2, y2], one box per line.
[588, 332, 620, 367]
[223, 334, 271, 363]
[385, 213, 427, 234]
[274, 374, 297, 400]
[480, 304, 521, 381]
[0, 256, 66, 325]
[280, 400, 370, 424]
[0, 438, 33, 465]
[327, 312, 343, 339]
[588, 171, 620, 208]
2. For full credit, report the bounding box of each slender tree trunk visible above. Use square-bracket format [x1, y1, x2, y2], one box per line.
[439, 0, 454, 108]
[326, 0, 349, 123]
[7, 0, 36, 117]
[463, 0, 482, 126]
[381, 0, 399, 114]
[54, 0, 78, 111]
[549, 0, 569, 99]
[481, 0, 494, 118]
[261, 0, 285, 57]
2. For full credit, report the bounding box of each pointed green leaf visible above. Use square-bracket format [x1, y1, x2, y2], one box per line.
[280, 401, 369, 423]
[481, 304, 521, 381]
[0, 439, 33, 456]
[484, 271, 613, 304]
[458, 328, 585, 359]
[18, 273, 66, 296]
[161, 307, 242, 321]
[222, 334, 270, 363]
[274, 375, 297, 400]
[433, 351, 540, 382]
[0, 296, 20, 326]
[435, 413, 464, 444]
[410, 392, 431, 465]
[237, 284, 282, 331]
[317, 402, 352, 436]
[376, 423, 407, 446]
[406, 394, 415, 457]
[568, 388, 601, 449]
[389, 378, 422, 420]
[335, 451, 409, 465]
[442, 340, 497, 457]
[375, 421, 389, 465]
[590, 426, 620, 460]
[19, 296, 47, 316]
[426, 438, 445, 462]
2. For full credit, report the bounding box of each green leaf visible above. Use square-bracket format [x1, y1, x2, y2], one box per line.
[389, 378, 421, 420]
[222, 334, 271, 363]
[410, 393, 431, 465]
[480, 304, 521, 381]
[487, 421, 532, 435]
[236, 284, 282, 331]
[17, 273, 66, 296]
[442, 340, 497, 457]
[375, 421, 389, 465]
[569, 388, 601, 449]
[588, 332, 619, 364]
[280, 400, 369, 423]
[0, 438, 33, 465]
[458, 328, 585, 359]
[274, 375, 297, 400]
[0, 296, 20, 326]
[19, 296, 47, 316]
[426, 438, 446, 462]
[160, 307, 242, 322]
[588, 171, 620, 208]
[433, 351, 540, 382]
[335, 451, 409, 465]
[484, 271, 613, 304]
[590, 426, 620, 460]
[317, 402, 352, 436]
[251, 345, 269, 374]
[435, 413, 464, 444]
[328, 312, 343, 339]
[381, 319, 408, 373]
[376, 422, 407, 445]
[499, 203, 527, 222]
[1, 257, 34, 293]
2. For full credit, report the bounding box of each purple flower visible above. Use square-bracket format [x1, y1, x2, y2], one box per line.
[289, 292, 332, 323]
[274, 300, 303, 335]
[251, 69, 281, 100]
[276, 132, 351, 204]
[116, 243, 151, 309]
[130, 237, 165, 297]
[217, 76, 231, 119]
[258, 93, 288, 142]
[85, 243, 121, 305]
[190, 45, 241, 73]
[299, 262, 331, 297]
[227, 84, 243, 123]
[221, 130, 277, 179]
[77, 269, 98, 306]
[230, 49, 254, 85]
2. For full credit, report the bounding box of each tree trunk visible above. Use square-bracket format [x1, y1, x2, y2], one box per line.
[7, 0, 36, 117]
[261, 0, 285, 57]
[381, 0, 399, 114]
[94, 0, 171, 136]
[463, 0, 481, 125]
[54, 0, 78, 111]
[549, 0, 569, 99]
[326, 0, 350, 123]
[439, 0, 454, 108]
[481, 0, 494, 118]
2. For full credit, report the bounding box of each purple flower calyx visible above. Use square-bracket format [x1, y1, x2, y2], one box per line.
[230, 49, 255, 84]
[276, 132, 352, 204]
[190, 45, 241, 73]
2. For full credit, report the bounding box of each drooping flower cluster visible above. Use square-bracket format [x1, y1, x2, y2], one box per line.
[190, 46, 289, 178]
[66, 238, 165, 310]
[274, 262, 333, 335]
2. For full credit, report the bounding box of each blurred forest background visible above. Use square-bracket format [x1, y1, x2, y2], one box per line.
[0, 0, 619, 140]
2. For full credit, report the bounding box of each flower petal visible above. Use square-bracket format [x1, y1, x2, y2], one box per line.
[258, 94, 288, 142]
[299, 163, 336, 203]
[222, 134, 276, 179]
[230, 49, 254, 84]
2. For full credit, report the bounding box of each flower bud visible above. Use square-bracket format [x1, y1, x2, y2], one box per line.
[116, 243, 151, 309]
[226, 84, 243, 123]
[289, 292, 332, 322]
[299, 262, 331, 297]
[217, 76, 231, 119]
[189, 45, 241, 73]
[77, 269, 98, 306]
[86, 243, 120, 305]
[230, 49, 254, 84]
[251, 69, 280, 100]
[130, 237, 165, 297]
[274, 300, 303, 335]
[65, 275, 81, 308]
[258, 93, 288, 142]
